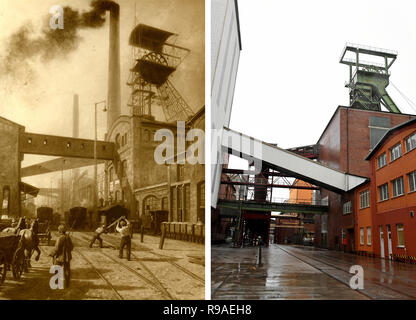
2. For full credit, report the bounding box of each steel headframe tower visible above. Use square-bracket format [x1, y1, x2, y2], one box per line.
[126, 24, 194, 122]
[340, 43, 401, 113]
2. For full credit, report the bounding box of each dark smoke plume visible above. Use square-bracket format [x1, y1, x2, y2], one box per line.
[0, 0, 119, 79]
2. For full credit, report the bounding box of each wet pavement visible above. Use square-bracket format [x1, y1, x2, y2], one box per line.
[212, 244, 416, 300]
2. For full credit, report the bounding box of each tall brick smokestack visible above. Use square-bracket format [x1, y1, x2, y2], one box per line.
[72, 93, 80, 207]
[107, 2, 121, 131]
[73, 94, 79, 138]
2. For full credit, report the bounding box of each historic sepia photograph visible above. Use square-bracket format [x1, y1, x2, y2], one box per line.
[0, 0, 204, 300]
[211, 0, 416, 300]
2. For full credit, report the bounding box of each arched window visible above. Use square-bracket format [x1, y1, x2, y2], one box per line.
[109, 167, 114, 182]
[115, 133, 121, 149]
[143, 195, 158, 216]
[144, 129, 150, 142]
[122, 160, 128, 178]
[162, 197, 168, 211]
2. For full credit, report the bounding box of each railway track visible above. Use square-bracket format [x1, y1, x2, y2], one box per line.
[71, 233, 174, 300]
[278, 245, 416, 300]
[75, 249, 124, 300]
[38, 241, 124, 299]
[98, 250, 174, 300]
[102, 233, 205, 285]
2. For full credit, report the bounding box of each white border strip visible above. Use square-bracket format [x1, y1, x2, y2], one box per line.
[204, 0, 212, 301]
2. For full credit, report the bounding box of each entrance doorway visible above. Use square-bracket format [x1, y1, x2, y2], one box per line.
[379, 225, 385, 259]
[347, 228, 355, 253]
[387, 224, 393, 260]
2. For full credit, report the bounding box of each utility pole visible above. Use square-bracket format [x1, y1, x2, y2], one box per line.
[94, 101, 107, 227]
[61, 160, 64, 216]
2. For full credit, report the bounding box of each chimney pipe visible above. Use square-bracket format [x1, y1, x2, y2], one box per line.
[73, 94, 79, 138]
[107, 3, 121, 131]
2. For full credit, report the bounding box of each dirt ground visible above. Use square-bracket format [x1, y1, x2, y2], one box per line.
[0, 231, 204, 300]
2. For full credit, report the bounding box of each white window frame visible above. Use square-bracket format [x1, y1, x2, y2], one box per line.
[359, 189, 370, 209]
[378, 183, 389, 201]
[377, 153, 387, 169]
[360, 227, 364, 245]
[408, 171, 416, 193]
[396, 224, 405, 248]
[367, 227, 372, 245]
[392, 176, 405, 197]
[390, 143, 402, 162]
[343, 201, 352, 215]
[405, 132, 416, 153]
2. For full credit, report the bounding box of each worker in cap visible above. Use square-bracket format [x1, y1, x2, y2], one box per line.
[50, 224, 73, 287]
[89, 224, 108, 248]
[58, 224, 67, 233]
[116, 216, 131, 261]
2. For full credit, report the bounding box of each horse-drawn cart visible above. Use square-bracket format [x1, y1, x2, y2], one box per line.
[0, 233, 25, 286]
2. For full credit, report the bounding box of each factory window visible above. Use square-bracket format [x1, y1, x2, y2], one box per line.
[378, 183, 389, 201]
[121, 160, 127, 178]
[121, 133, 128, 147]
[369, 117, 390, 149]
[109, 167, 114, 182]
[177, 187, 183, 222]
[409, 171, 416, 193]
[405, 132, 416, 153]
[184, 184, 190, 222]
[396, 224, 405, 247]
[144, 196, 158, 216]
[377, 153, 387, 169]
[115, 134, 121, 149]
[367, 227, 372, 245]
[162, 197, 168, 211]
[27, 138, 32, 144]
[360, 227, 364, 245]
[177, 164, 185, 181]
[176, 185, 190, 222]
[390, 143, 402, 162]
[392, 177, 404, 197]
[66, 142, 71, 148]
[144, 129, 150, 142]
[43, 139, 48, 145]
[359, 189, 370, 209]
[171, 188, 177, 221]
[197, 182, 205, 223]
[343, 201, 352, 215]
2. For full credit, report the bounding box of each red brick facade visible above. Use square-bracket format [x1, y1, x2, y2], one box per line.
[365, 119, 416, 259]
[315, 106, 414, 251]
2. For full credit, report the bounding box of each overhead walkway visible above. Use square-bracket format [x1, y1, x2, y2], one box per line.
[221, 127, 368, 194]
[218, 198, 329, 217]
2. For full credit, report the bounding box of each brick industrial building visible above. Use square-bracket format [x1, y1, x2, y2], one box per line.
[211, 30, 416, 260]
[314, 106, 414, 251]
[354, 118, 416, 260]
[0, 7, 205, 231]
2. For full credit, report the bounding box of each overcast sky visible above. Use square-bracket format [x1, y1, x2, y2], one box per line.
[228, 0, 416, 198]
[230, 0, 416, 147]
[0, 0, 204, 192]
